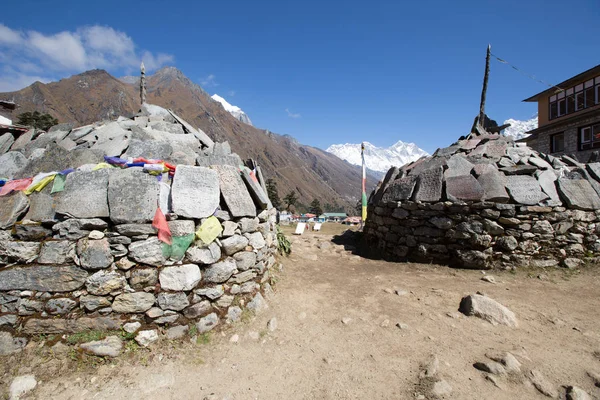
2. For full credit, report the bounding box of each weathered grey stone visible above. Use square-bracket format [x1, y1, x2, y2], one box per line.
[431, 379, 453, 397]
[17, 298, 43, 315]
[0, 191, 29, 229]
[247, 292, 268, 313]
[412, 167, 443, 202]
[77, 238, 113, 270]
[459, 294, 518, 327]
[0, 239, 39, 263]
[566, 386, 592, 400]
[473, 163, 498, 177]
[226, 306, 242, 323]
[183, 300, 212, 319]
[124, 138, 173, 160]
[115, 224, 155, 236]
[159, 264, 201, 291]
[221, 235, 249, 256]
[505, 175, 547, 205]
[240, 169, 269, 210]
[13, 223, 52, 241]
[171, 166, 219, 218]
[455, 250, 489, 269]
[563, 258, 584, 269]
[477, 171, 510, 203]
[535, 169, 562, 206]
[80, 295, 111, 311]
[0, 265, 87, 292]
[55, 169, 110, 218]
[23, 190, 56, 223]
[196, 312, 219, 333]
[0, 314, 17, 327]
[108, 169, 159, 223]
[231, 270, 257, 284]
[45, 298, 77, 315]
[112, 292, 156, 313]
[203, 258, 237, 283]
[381, 176, 418, 203]
[444, 155, 474, 178]
[0, 132, 14, 154]
[221, 220, 237, 237]
[245, 231, 266, 249]
[587, 163, 600, 182]
[167, 220, 195, 237]
[166, 325, 189, 340]
[52, 218, 107, 240]
[215, 294, 234, 308]
[0, 152, 27, 178]
[474, 361, 506, 375]
[86, 270, 126, 295]
[135, 329, 159, 347]
[129, 268, 158, 289]
[22, 316, 120, 334]
[80, 335, 123, 357]
[185, 242, 221, 264]
[557, 178, 600, 210]
[239, 217, 259, 233]
[0, 331, 27, 356]
[528, 369, 558, 398]
[233, 251, 257, 271]
[194, 285, 224, 300]
[128, 237, 166, 266]
[496, 236, 518, 251]
[445, 175, 484, 202]
[212, 165, 257, 217]
[157, 292, 189, 311]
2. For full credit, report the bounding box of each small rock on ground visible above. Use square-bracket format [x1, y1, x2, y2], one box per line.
[10, 375, 37, 400]
[267, 317, 278, 332]
[230, 334, 239, 343]
[396, 322, 409, 330]
[481, 275, 496, 284]
[566, 386, 592, 400]
[136, 330, 159, 347]
[431, 379, 452, 397]
[474, 361, 506, 375]
[341, 317, 352, 325]
[123, 321, 141, 333]
[528, 369, 558, 398]
[166, 325, 189, 340]
[80, 335, 123, 357]
[419, 355, 439, 379]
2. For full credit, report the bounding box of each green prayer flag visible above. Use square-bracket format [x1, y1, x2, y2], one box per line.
[51, 174, 66, 193]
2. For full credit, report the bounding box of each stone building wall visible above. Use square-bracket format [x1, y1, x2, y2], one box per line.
[365, 200, 599, 269]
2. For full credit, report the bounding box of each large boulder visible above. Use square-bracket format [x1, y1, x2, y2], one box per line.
[459, 294, 518, 327]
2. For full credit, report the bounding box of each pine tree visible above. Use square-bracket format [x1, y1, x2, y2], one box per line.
[266, 179, 282, 210]
[16, 111, 59, 131]
[310, 198, 323, 215]
[283, 191, 298, 211]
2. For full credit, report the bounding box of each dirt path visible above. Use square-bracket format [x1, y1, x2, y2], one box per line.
[8, 231, 600, 399]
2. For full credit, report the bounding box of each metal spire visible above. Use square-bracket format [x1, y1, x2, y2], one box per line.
[140, 61, 146, 105]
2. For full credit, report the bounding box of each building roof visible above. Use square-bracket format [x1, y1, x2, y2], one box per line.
[322, 212, 347, 217]
[523, 64, 600, 102]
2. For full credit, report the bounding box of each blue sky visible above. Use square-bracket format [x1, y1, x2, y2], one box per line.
[1, 0, 599, 153]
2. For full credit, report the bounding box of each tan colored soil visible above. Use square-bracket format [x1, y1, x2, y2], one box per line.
[3, 226, 600, 399]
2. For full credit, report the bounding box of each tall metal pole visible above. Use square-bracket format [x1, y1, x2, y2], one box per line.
[140, 61, 147, 105]
[478, 44, 491, 130]
[361, 142, 367, 226]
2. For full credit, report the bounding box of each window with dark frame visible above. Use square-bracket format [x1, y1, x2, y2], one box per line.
[548, 75, 600, 121]
[580, 123, 600, 150]
[551, 132, 564, 153]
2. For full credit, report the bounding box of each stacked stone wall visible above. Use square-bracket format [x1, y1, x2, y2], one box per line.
[365, 200, 599, 269]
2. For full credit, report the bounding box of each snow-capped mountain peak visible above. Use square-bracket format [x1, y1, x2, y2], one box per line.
[327, 140, 429, 173]
[211, 94, 253, 126]
[502, 114, 538, 140]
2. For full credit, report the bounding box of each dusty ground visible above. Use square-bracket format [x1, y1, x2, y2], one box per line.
[3, 224, 600, 399]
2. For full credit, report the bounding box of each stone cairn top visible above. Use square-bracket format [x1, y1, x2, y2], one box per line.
[371, 133, 600, 211]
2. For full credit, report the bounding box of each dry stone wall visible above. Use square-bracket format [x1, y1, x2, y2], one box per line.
[0, 104, 278, 348]
[365, 133, 600, 269]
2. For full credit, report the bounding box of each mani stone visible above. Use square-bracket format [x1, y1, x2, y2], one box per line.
[211, 165, 256, 217]
[557, 178, 600, 211]
[0, 265, 88, 292]
[412, 167, 443, 202]
[112, 292, 156, 313]
[171, 166, 220, 218]
[381, 176, 417, 203]
[23, 190, 55, 223]
[477, 171, 509, 202]
[445, 175, 484, 202]
[444, 155, 474, 178]
[108, 169, 159, 223]
[0, 191, 29, 229]
[505, 175, 547, 205]
[536, 170, 562, 206]
[159, 264, 201, 291]
[241, 169, 269, 210]
[56, 169, 110, 218]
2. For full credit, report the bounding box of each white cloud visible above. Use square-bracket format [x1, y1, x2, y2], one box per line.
[285, 108, 301, 119]
[0, 23, 174, 91]
[199, 74, 219, 87]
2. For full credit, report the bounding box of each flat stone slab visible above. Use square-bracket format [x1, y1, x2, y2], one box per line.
[412, 167, 443, 202]
[108, 169, 160, 223]
[80, 335, 123, 357]
[477, 171, 509, 202]
[23, 316, 120, 334]
[444, 155, 474, 179]
[587, 163, 600, 182]
[0, 152, 28, 179]
[535, 170, 562, 206]
[56, 169, 110, 218]
[381, 176, 417, 203]
[123, 139, 173, 160]
[372, 167, 399, 205]
[241, 170, 269, 210]
[171, 166, 220, 218]
[499, 165, 538, 175]
[505, 175, 547, 205]
[0, 265, 88, 292]
[196, 155, 243, 168]
[0, 191, 29, 229]
[0, 133, 14, 154]
[557, 178, 600, 210]
[212, 165, 256, 217]
[445, 175, 484, 201]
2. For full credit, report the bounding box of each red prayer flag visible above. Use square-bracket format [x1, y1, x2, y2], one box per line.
[152, 207, 172, 244]
[0, 178, 33, 196]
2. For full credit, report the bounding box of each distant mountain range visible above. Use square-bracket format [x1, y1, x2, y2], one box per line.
[502, 115, 538, 140]
[210, 94, 252, 126]
[0, 66, 379, 211]
[327, 140, 429, 173]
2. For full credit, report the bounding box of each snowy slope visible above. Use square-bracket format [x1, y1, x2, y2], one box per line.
[211, 94, 253, 126]
[327, 140, 429, 173]
[502, 115, 538, 140]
